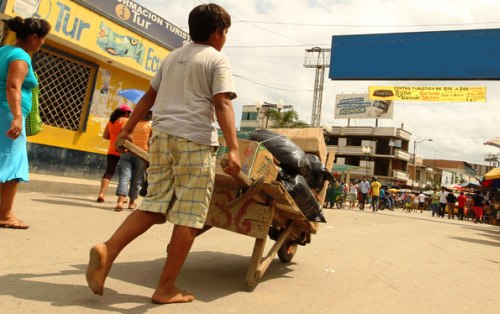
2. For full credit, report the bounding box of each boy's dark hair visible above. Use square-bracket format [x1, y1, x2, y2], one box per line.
[188, 3, 231, 42]
[7, 16, 51, 41]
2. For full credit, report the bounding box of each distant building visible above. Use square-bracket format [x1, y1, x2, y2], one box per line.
[324, 126, 411, 186]
[240, 102, 293, 132]
[422, 159, 491, 183]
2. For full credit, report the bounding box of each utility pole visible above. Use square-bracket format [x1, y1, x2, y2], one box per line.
[304, 47, 330, 127]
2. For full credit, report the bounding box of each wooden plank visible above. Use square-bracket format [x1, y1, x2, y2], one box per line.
[255, 222, 294, 280]
[316, 151, 335, 204]
[244, 200, 275, 287]
[115, 138, 150, 163]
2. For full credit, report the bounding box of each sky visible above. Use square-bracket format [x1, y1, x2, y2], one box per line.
[139, 0, 500, 165]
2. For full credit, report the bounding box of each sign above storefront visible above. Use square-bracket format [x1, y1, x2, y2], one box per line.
[74, 0, 189, 50]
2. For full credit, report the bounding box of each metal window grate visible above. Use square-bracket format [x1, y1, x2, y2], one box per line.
[32, 48, 96, 131]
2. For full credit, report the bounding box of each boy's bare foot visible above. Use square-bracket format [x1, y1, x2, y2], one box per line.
[151, 286, 195, 304]
[86, 244, 109, 296]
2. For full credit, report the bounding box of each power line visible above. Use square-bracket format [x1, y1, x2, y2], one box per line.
[233, 74, 313, 92]
[233, 20, 500, 28]
[225, 44, 329, 48]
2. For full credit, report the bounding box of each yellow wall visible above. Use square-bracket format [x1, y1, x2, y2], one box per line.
[1, 0, 171, 155]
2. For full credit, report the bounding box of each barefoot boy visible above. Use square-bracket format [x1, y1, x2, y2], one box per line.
[86, 3, 241, 304]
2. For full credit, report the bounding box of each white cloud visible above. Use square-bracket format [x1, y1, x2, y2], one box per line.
[139, 0, 500, 164]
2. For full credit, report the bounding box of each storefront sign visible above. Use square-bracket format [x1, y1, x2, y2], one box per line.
[4, 0, 169, 76]
[369, 86, 486, 102]
[74, 0, 189, 50]
[335, 94, 393, 119]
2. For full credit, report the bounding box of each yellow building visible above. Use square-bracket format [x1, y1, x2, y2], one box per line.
[0, 0, 187, 178]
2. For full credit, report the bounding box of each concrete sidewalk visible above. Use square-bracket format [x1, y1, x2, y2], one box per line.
[19, 173, 116, 196]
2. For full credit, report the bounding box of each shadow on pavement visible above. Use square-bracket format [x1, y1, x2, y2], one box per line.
[0, 251, 295, 311]
[31, 197, 118, 212]
[0, 269, 154, 313]
[78, 251, 296, 303]
[449, 236, 500, 248]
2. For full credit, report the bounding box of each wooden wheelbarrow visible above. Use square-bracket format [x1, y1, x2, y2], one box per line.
[116, 138, 333, 287]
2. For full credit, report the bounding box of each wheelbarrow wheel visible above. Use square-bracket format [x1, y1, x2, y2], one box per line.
[278, 239, 298, 263]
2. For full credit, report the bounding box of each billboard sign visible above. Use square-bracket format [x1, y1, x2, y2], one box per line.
[329, 28, 500, 80]
[335, 94, 393, 119]
[368, 86, 486, 102]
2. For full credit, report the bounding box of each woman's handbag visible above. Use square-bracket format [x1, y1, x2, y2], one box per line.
[26, 72, 42, 136]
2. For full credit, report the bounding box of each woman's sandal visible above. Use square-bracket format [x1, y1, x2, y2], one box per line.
[114, 204, 124, 212]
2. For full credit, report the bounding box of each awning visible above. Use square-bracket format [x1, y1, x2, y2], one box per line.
[484, 168, 500, 180]
[332, 164, 360, 172]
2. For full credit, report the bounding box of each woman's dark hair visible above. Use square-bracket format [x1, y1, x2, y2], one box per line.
[188, 3, 231, 42]
[109, 108, 130, 123]
[7, 16, 51, 41]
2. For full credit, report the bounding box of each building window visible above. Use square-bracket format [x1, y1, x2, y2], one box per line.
[32, 46, 97, 132]
[241, 112, 258, 121]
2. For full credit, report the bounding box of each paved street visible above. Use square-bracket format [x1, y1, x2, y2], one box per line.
[1, 190, 499, 314]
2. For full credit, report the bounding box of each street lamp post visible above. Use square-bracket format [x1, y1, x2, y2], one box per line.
[276, 100, 284, 128]
[362, 146, 372, 178]
[412, 138, 433, 189]
[255, 101, 262, 129]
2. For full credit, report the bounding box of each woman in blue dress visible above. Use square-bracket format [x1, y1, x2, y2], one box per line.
[0, 17, 51, 229]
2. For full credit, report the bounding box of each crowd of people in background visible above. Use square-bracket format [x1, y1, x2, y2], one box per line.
[325, 177, 499, 225]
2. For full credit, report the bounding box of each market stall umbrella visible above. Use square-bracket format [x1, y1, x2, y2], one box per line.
[481, 178, 500, 189]
[118, 89, 145, 104]
[484, 167, 500, 180]
[446, 184, 463, 191]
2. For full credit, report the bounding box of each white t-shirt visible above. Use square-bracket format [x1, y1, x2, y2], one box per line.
[359, 181, 370, 194]
[439, 191, 448, 203]
[150, 44, 236, 146]
[418, 193, 426, 202]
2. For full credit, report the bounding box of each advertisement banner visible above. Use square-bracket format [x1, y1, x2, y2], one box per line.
[369, 86, 486, 102]
[335, 94, 393, 119]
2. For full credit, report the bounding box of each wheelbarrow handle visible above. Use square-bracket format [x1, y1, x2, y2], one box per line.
[220, 159, 253, 188]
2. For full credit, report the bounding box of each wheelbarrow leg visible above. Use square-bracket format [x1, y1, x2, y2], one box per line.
[245, 237, 267, 287]
[244, 201, 276, 287]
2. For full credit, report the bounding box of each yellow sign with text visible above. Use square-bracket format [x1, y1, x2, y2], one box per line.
[369, 86, 486, 102]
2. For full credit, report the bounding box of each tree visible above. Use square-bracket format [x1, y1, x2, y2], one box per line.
[267, 109, 308, 128]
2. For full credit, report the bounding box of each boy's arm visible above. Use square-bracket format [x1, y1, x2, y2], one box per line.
[214, 92, 241, 176]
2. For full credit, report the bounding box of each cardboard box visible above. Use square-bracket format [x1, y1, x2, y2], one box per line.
[216, 138, 279, 183]
[269, 128, 328, 163]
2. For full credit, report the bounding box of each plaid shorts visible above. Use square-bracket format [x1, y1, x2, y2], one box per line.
[140, 130, 216, 229]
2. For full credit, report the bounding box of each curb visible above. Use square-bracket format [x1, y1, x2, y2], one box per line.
[18, 173, 117, 195]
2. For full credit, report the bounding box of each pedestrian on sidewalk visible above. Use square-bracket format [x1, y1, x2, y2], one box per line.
[438, 187, 448, 218]
[457, 191, 467, 220]
[472, 190, 485, 224]
[96, 104, 131, 203]
[86, 3, 241, 305]
[0, 17, 51, 230]
[348, 180, 358, 209]
[114, 110, 152, 211]
[371, 177, 381, 212]
[358, 177, 370, 210]
[417, 191, 426, 213]
[446, 191, 457, 219]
